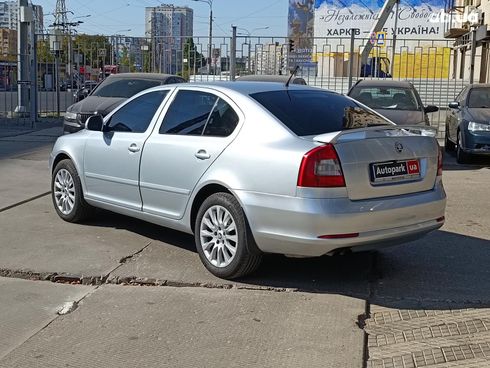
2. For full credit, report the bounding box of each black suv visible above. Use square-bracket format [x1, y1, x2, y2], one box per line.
[63, 73, 185, 134]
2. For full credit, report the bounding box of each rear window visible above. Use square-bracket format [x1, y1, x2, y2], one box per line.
[92, 78, 161, 98]
[250, 90, 391, 136]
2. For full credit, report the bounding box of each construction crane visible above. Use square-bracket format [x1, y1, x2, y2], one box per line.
[359, 0, 399, 77]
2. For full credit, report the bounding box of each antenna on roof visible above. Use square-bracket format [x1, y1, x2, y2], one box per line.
[285, 66, 300, 88]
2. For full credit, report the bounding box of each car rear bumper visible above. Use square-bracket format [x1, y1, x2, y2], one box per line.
[236, 180, 446, 257]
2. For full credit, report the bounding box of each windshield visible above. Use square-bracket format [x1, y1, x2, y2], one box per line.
[91, 78, 161, 98]
[350, 86, 420, 111]
[468, 88, 490, 108]
[250, 90, 392, 137]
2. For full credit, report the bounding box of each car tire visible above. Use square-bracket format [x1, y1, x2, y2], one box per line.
[444, 125, 455, 152]
[195, 192, 262, 279]
[456, 131, 471, 164]
[51, 159, 93, 223]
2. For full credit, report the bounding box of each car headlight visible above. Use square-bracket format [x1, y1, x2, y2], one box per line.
[64, 112, 78, 121]
[468, 122, 490, 132]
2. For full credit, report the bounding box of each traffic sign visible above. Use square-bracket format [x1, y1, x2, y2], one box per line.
[97, 49, 106, 57]
[376, 32, 386, 47]
[17, 80, 31, 85]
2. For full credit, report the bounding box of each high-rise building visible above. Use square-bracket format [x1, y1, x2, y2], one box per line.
[0, 28, 16, 61]
[0, 1, 44, 34]
[145, 4, 193, 73]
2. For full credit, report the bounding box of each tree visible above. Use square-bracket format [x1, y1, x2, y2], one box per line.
[72, 34, 112, 68]
[182, 38, 205, 79]
[119, 46, 137, 72]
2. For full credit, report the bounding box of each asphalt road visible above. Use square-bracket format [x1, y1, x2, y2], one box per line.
[0, 130, 489, 367]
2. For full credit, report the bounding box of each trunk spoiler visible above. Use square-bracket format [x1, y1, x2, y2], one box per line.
[313, 125, 437, 144]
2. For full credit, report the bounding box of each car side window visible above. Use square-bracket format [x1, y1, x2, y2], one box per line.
[203, 98, 239, 137]
[456, 87, 468, 106]
[106, 90, 168, 133]
[159, 90, 218, 135]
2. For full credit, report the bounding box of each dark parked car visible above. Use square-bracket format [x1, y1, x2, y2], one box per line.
[237, 75, 307, 85]
[73, 80, 99, 102]
[445, 84, 490, 163]
[347, 80, 438, 126]
[63, 73, 186, 134]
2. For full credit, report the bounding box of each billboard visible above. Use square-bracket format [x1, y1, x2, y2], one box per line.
[288, 0, 315, 67]
[314, 0, 446, 40]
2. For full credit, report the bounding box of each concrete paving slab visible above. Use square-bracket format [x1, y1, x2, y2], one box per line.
[442, 169, 490, 241]
[0, 155, 50, 210]
[0, 126, 60, 159]
[0, 285, 365, 368]
[0, 196, 151, 278]
[110, 235, 373, 296]
[0, 277, 94, 360]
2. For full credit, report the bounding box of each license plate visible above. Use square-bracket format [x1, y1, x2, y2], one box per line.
[371, 160, 420, 183]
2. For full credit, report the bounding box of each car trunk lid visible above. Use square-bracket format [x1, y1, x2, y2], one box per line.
[312, 126, 439, 200]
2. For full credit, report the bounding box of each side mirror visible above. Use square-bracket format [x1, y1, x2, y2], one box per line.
[424, 105, 439, 113]
[448, 101, 460, 109]
[86, 115, 104, 131]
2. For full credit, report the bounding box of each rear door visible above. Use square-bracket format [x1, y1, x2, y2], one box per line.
[139, 88, 241, 219]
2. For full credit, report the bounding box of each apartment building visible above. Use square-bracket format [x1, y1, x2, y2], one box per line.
[145, 4, 193, 74]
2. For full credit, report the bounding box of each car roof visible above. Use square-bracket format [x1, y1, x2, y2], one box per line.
[353, 79, 413, 88]
[179, 81, 326, 96]
[468, 83, 490, 89]
[237, 75, 307, 84]
[104, 73, 182, 81]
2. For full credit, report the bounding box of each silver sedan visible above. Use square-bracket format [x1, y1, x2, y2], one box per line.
[50, 82, 446, 279]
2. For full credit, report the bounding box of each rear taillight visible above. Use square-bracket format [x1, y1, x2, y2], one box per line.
[437, 146, 443, 177]
[297, 144, 345, 187]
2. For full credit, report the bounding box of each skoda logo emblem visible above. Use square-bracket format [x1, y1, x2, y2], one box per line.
[395, 142, 404, 153]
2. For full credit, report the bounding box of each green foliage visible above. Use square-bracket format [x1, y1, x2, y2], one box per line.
[183, 38, 205, 79]
[73, 34, 111, 67]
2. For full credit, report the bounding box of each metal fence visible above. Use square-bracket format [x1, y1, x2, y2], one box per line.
[0, 31, 473, 136]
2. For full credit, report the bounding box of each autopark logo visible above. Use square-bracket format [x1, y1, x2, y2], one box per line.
[429, 9, 481, 24]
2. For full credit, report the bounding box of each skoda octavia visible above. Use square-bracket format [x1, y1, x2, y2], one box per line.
[50, 82, 446, 279]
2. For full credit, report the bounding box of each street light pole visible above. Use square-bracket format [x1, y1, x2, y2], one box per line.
[237, 27, 269, 74]
[192, 0, 213, 75]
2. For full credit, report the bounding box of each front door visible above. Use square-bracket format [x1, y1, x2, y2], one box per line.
[83, 89, 170, 210]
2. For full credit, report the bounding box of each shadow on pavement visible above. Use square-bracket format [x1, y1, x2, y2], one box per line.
[371, 230, 490, 309]
[80, 209, 490, 309]
[443, 150, 490, 170]
[85, 209, 197, 253]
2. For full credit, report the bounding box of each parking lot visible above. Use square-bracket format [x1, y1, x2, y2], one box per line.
[0, 126, 489, 367]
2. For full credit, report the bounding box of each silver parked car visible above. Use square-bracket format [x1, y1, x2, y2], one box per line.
[50, 82, 446, 279]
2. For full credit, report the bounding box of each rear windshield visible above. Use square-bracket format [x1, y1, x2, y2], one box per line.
[250, 90, 391, 136]
[91, 78, 161, 98]
[349, 86, 420, 111]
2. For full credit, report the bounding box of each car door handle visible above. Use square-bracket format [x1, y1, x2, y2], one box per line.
[195, 149, 211, 160]
[128, 143, 140, 153]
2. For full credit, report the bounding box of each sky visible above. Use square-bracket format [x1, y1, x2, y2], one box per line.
[33, 0, 288, 37]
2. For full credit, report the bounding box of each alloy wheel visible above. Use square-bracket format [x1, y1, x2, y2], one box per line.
[54, 168, 76, 215]
[200, 205, 238, 268]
